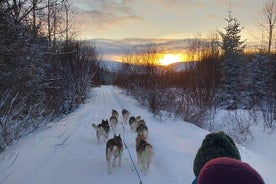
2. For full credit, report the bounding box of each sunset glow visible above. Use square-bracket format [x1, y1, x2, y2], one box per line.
[158, 54, 185, 66]
[73, 1, 260, 43]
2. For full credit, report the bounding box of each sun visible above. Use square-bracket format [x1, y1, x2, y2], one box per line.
[158, 54, 184, 66]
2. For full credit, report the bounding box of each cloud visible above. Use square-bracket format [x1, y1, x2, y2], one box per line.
[74, 0, 143, 31]
[207, 13, 218, 20]
[214, 0, 244, 8]
[94, 38, 190, 55]
[75, 0, 138, 18]
[146, 0, 205, 10]
[85, 10, 141, 26]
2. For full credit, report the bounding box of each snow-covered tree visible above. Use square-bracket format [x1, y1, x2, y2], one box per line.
[0, 0, 101, 153]
[218, 10, 247, 110]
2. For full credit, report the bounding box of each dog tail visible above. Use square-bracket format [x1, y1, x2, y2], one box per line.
[106, 147, 109, 161]
[146, 144, 154, 156]
[92, 123, 98, 130]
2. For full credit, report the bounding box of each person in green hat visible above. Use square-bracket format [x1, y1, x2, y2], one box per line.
[192, 131, 241, 184]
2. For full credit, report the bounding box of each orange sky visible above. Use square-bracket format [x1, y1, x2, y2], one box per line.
[72, 0, 268, 63]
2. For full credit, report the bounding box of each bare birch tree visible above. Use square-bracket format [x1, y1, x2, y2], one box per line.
[258, 0, 276, 54]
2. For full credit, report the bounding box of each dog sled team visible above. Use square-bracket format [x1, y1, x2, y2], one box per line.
[91, 109, 154, 174]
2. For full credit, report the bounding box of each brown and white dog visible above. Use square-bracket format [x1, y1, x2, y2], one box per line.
[135, 134, 154, 172]
[106, 134, 123, 174]
[109, 109, 119, 130]
[92, 119, 110, 144]
[136, 123, 148, 139]
[112, 109, 119, 119]
[129, 116, 142, 132]
[109, 116, 118, 130]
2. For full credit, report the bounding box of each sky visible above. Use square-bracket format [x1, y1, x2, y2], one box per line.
[72, 0, 264, 42]
[0, 85, 275, 184]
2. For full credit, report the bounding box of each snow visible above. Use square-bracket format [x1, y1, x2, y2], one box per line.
[0, 85, 275, 184]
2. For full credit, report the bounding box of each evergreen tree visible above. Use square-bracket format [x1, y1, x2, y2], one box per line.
[219, 10, 246, 57]
[218, 10, 247, 109]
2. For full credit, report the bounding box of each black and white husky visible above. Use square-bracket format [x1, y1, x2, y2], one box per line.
[135, 135, 154, 172]
[122, 109, 130, 124]
[106, 134, 123, 174]
[92, 119, 110, 144]
[136, 123, 148, 139]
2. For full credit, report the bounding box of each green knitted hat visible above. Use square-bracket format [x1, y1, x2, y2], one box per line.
[193, 131, 241, 177]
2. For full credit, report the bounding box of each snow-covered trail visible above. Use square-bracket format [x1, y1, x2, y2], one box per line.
[0, 85, 274, 184]
[0, 86, 204, 184]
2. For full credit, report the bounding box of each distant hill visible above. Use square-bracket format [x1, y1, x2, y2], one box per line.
[99, 60, 122, 71]
[99, 60, 196, 72]
[167, 61, 196, 71]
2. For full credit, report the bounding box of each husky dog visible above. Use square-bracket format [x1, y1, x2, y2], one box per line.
[137, 119, 146, 127]
[92, 119, 110, 144]
[135, 134, 145, 145]
[122, 109, 130, 124]
[129, 116, 138, 132]
[136, 123, 148, 139]
[112, 109, 119, 119]
[106, 134, 123, 174]
[129, 116, 142, 132]
[135, 116, 142, 122]
[109, 116, 118, 130]
[136, 135, 154, 172]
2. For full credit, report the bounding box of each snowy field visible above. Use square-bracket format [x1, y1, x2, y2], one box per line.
[0, 85, 275, 184]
